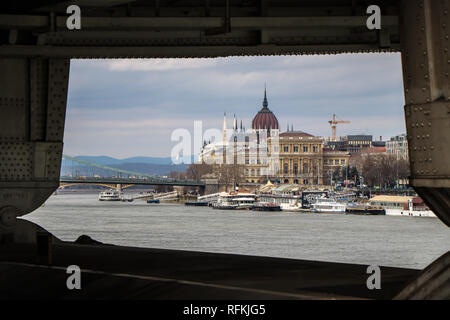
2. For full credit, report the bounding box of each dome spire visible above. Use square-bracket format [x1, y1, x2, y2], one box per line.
[262, 83, 268, 109]
[252, 85, 279, 131]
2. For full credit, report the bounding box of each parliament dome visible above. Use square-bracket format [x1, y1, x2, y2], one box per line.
[251, 89, 279, 130]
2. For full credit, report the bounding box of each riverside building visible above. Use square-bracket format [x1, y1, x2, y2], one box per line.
[199, 88, 350, 186]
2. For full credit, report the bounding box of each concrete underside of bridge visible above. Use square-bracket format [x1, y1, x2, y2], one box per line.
[0, 0, 449, 299]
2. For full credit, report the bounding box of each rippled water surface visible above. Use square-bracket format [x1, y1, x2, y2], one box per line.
[25, 193, 450, 269]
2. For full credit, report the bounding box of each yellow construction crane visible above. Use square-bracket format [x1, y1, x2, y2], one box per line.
[328, 114, 350, 141]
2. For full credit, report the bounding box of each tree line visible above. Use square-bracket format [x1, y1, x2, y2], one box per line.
[347, 153, 410, 188]
[169, 163, 245, 192]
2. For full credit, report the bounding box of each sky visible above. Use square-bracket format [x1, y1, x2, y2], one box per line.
[64, 53, 406, 159]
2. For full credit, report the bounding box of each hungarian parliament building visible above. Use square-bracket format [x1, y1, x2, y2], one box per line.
[199, 89, 350, 186]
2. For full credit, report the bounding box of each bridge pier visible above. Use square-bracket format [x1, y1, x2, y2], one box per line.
[201, 178, 219, 195]
[400, 0, 450, 226]
[0, 57, 69, 242]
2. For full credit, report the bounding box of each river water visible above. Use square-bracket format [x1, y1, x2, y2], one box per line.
[24, 193, 450, 270]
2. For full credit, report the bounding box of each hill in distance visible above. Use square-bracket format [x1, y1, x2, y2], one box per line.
[62, 155, 193, 176]
[74, 155, 196, 165]
[74, 155, 172, 165]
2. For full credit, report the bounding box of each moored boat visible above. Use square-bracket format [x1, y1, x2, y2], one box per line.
[369, 195, 435, 217]
[345, 203, 385, 215]
[311, 198, 346, 213]
[252, 203, 282, 211]
[98, 189, 122, 201]
[384, 208, 435, 217]
[213, 192, 256, 210]
[147, 199, 160, 204]
[185, 201, 209, 206]
[258, 194, 301, 211]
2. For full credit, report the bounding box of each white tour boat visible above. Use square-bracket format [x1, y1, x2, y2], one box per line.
[311, 198, 346, 213]
[98, 189, 123, 201]
[213, 192, 256, 210]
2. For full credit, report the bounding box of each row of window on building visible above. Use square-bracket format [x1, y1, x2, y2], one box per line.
[245, 168, 261, 176]
[282, 145, 320, 153]
[324, 159, 347, 165]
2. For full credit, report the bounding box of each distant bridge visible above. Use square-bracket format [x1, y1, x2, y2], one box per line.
[60, 155, 205, 188]
[59, 176, 205, 187]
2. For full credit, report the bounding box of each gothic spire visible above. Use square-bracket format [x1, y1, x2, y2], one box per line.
[222, 112, 227, 142]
